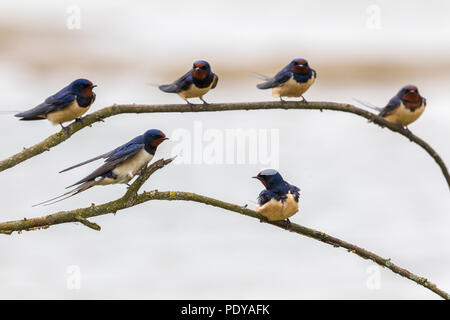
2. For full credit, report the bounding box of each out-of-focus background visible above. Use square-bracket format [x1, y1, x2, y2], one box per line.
[0, 0, 449, 299]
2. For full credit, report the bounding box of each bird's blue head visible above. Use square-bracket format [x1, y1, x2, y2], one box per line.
[290, 58, 311, 75]
[192, 60, 212, 80]
[143, 129, 169, 149]
[68, 78, 97, 98]
[398, 85, 422, 106]
[253, 169, 284, 189]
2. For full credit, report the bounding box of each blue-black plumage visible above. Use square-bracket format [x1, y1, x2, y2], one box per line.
[33, 129, 168, 206]
[253, 169, 300, 223]
[256, 58, 316, 102]
[378, 85, 426, 126]
[159, 60, 218, 105]
[15, 79, 97, 129]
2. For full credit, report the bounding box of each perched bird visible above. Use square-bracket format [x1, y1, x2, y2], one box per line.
[378, 85, 426, 127]
[256, 58, 316, 102]
[159, 60, 218, 105]
[15, 79, 97, 130]
[253, 169, 300, 225]
[355, 85, 426, 127]
[34, 129, 168, 206]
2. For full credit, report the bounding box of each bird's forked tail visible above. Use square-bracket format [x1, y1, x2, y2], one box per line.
[32, 180, 98, 207]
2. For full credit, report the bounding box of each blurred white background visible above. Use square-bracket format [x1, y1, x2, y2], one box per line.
[0, 0, 449, 299]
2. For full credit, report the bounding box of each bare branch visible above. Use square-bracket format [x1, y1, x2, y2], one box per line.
[0, 156, 447, 299]
[74, 215, 101, 231]
[1, 101, 448, 189]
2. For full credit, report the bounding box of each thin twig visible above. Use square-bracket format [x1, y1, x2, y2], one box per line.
[0, 157, 447, 299]
[1, 101, 448, 190]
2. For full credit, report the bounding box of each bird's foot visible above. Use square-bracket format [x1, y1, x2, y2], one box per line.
[280, 97, 286, 103]
[136, 168, 144, 176]
[185, 99, 195, 111]
[60, 124, 70, 134]
[200, 97, 209, 105]
[300, 96, 308, 104]
[283, 218, 291, 229]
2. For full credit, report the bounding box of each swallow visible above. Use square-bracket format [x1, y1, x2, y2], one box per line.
[15, 79, 97, 130]
[355, 85, 426, 128]
[34, 129, 168, 206]
[253, 169, 300, 225]
[256, 58, 316, 102]
[159, 60, 218, 105]
[378, 85, 426, 127]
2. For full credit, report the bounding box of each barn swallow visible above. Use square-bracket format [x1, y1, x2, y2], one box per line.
[256, 58, 316, 102]
[15, 79, 97, 130]
[355, 85, 426, 128]
[34, 129, 168, 206]
[253, 169, 300, 225]
[378, 85, 426, 127]
[159, 60, 218, 105]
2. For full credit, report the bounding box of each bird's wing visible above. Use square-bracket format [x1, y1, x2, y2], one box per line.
[288, 184, 301, 201]
[257, 190, 275, 206]
[256, 68, 291, 89]
[158, 70, 193, 93]
[104, 135, 145, 162]
[59, 152, 113, 173]
[379, 96, 401, 117]
[211, 74, 219, 89]
[66, 143, 144, 188]
[15, 88, 76, 119]
[59, 135, 145, 173]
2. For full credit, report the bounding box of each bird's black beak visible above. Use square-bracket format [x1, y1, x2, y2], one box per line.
[90, 84, 98, 88]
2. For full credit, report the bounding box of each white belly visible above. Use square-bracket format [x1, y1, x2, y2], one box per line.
[384, 101, 425, 126]
[256, 193, 299, 221]
[272, 75, 315, 98]
[178, 82, 213, 99]
[110, 149, 154, 184]
[47, 100, 91, 125]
